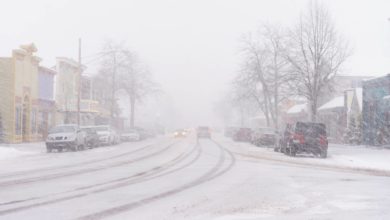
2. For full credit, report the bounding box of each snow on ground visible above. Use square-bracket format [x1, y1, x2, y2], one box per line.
[328, 144, 390, 171]
[0, 142, 42, 160]
[215, 136, 390, 173]
[1, 136, 390, 219]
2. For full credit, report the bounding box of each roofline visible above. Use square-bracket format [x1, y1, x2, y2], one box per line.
[39, 65, 57, 75]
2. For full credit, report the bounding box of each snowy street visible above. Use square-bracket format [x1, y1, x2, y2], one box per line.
[0, 135, 390, 220]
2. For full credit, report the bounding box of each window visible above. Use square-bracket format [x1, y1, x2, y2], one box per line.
[15, 106, 21, 135]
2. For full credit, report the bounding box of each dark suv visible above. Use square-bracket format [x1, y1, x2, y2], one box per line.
[275, 122, 328, 158]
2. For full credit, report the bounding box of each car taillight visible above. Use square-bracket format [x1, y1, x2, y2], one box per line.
[293, 133, 305, 144]
[319, 135, 327, 145]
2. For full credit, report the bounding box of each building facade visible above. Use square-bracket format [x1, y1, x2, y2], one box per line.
[55, 58, 99, 125]
[362, 74, 390, 145]
[38, 66, 57, 139]
[0, 44, 41, 143]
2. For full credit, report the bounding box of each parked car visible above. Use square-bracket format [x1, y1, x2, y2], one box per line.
[233, 127, 252, 142]
[95, 125, 117, 145]
[134, 127, 149, 140]
[251, 127, 277, 146]
[81, 126, 100, 148]
[174, 129, 187, 138]
[275, 122, 328, 158]
[224, 127, 237, 137]
[45, 124, 86, 152]
[197, 126, 211, 138]
[121, 129, 140, 142]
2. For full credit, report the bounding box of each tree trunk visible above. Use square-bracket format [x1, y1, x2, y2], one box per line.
[263, 94, 270, 127]
[310, 99, 317, 122]
[130, 96, 135, 128]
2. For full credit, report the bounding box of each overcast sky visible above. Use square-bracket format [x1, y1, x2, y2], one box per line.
[1, 0, 390, 127]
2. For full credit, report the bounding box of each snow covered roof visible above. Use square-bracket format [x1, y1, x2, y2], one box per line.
[287, 103, 307, 114]
[318, 96, 344, 111]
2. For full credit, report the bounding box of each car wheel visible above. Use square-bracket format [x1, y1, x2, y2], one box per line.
[285, 142, 291, 156]
[320, 150, 327, 158]
[290, 146, 296, 157]
[71, 144, 78, 152]
[58, 147, 63, 152]
[78, 144, 85, 151]
[46, 147, 52, 153]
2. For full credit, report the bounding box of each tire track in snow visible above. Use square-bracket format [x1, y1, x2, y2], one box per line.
[76, 138, 235, 220]
[0, 141, 201, 216]
[0, 139, 172, 180]
[0, 140, 180, 187]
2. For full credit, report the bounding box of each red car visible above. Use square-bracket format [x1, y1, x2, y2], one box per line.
[233, 128, 252, 142]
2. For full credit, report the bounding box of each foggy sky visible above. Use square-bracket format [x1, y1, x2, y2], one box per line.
[1, 0, 390, 127]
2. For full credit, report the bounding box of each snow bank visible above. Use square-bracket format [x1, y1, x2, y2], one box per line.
[217, 136, 390, 174]
[327, 144, 390, 171]
[0, 147, 34, 160]
[0, 142, 44, 160]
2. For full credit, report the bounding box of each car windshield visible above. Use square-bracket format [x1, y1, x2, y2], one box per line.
[49, 126, 75, 134]
[81, 127, 95, 133]
[295, 122, 326, 136]
[255, 128, 274, 133]
[95, 127, 109, 132]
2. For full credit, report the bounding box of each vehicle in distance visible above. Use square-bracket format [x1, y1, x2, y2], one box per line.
[174, 129, 187, 138]
[276, 122, 328, 158]
[251, 127, 277, 146]
[121, 129, 140, 142]
[45, 124, 86, 152]
[224, 127, 237, 137]
[95, 125, 117, 145]
[197, 126, 211, 138]
[233, 127, 252, 142]
[81, 126, 100, 148]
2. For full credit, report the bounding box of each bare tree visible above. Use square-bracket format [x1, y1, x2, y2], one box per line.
[286, 1, 349, 121]
[119, 50, 159, 128]
[96, 40, 127, 125]
[236, 25, 290, 129]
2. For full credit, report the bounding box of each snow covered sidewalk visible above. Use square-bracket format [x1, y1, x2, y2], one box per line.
[328, 144, 390, 172]
[0, 142, 45, 161]
[216, 136, 390, 175]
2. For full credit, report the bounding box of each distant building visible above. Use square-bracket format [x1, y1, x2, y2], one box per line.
[0, 43, 41, 143]
[362, 74, 390, 145]
[38, 66, 57, 139]
[283, 103, 309, 125]
[317, 96, 345, 142]
[54, 58, 98, 125]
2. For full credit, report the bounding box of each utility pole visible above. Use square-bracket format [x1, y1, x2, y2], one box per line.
[77, 38, 82, 126]
[110, 51, 116, 127]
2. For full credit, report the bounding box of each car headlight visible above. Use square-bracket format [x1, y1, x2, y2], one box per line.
[47, 136, 54, 141]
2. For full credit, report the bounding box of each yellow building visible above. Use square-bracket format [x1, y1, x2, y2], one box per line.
[0, 44, 41, 143]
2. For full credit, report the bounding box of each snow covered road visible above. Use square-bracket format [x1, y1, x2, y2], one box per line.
[0, 135, 390, 219]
